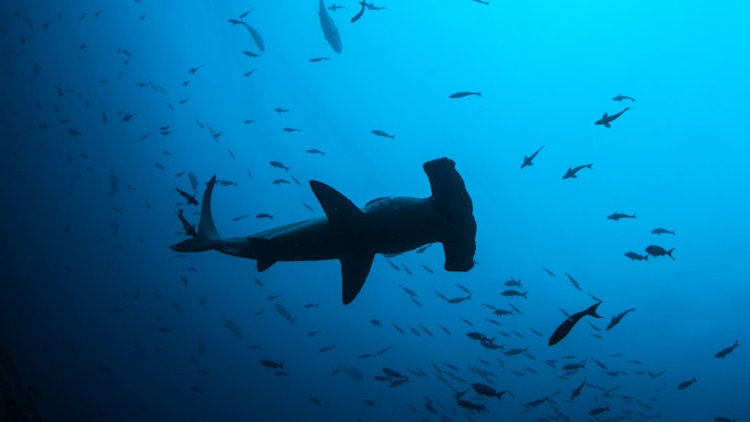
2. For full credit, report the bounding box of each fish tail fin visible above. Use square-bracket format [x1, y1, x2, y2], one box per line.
[586, 302, 602, 318]
[476, 91, 482, 96]
[667, 248, 675, 260]
[735, 340, 740, 347]
[170, 175, 221, 252]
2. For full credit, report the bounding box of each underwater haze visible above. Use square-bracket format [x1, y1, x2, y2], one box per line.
[1, 0, 749, 421]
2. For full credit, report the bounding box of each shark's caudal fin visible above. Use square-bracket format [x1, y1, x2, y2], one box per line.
[170, 175, 221, 252]
[423, 158, 476, 272]
[310, 180, 372, 304]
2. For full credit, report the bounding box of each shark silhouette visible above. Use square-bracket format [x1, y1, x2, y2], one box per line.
[171, 158, 477, 304]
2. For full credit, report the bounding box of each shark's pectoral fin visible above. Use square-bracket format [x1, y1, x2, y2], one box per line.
[604, 122, 611, 128]
[248, 237, 276, 272]
[310, 180, 362, 226]
[340, 254, 374, 305]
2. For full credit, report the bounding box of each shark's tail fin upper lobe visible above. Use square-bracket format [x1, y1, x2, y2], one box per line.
[171, 175, 221, 252]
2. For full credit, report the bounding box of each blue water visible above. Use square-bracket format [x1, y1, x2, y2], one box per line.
[1, 1, 748, 421]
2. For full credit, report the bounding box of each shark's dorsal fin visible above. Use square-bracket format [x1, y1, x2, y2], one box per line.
[310, 181, 362, 226]
[340, 254, 374, 304]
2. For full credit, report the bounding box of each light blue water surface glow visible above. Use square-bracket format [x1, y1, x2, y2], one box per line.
[1, 0, 749, 421]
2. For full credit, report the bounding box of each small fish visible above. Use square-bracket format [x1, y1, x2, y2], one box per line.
[612, 94, 636, 102]
[318, 345, 336, 353]
[269, 161, 290, 172]
[562, 163, 593, 179]
[371, 129, 395, 140]
[449, 91, 481, 99]
[350, 0, 366, 22]
[273, 107, 290, 114]
[677, 377, 697, 390]
[607, 308, 636, 330]
[188, 65, 202, 74]
[542, 267, 556, 277]
[624, 251, 649, 261]
[306, 148, 325, 156]
[272, 179, 290, 186]
[588, 406, 610, 416]
[259, 359, 284, 369]
[502, 289, 527, 298]
[607, 212, 636, 221]
[309, 57, 331, 62]
[549, 302, 602, 346]
[243, 50, 260, 58]
[645, 245, 675, 260]
[521, 145, 544, 169]
[416, 244, 433, 254]
[256, 213, 273, 220]
[715, 340, 739, 358]
[328, 4, 345, 11]
[274, 303, 295, 324]
[564, 272, 583, 291]
[652, 227, 676, 235]
[282, 127, 302, 132]
[176, 188, 199, 205]
[231, 214, 249, 222]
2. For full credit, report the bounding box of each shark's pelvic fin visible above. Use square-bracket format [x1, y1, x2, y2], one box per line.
[248, 237, 276, 272]
[309, 180, 363, 226]
[340, 253, 375, 304]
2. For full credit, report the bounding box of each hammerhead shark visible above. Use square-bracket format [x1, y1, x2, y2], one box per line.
[171, 158, 477, 304]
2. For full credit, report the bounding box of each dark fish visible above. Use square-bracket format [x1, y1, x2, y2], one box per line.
[371, 129, 395, 140]
[624, 251, 649, 261]
[471, 383, 510, 400]
[607, 308, 636, 330]
[416, 244, 432, 253]
[306, 148, 325, 155]
[221, 316, 243, 338]
[242, 23, 265, 52]
[318, 345, 335, 353]
[256, 213, 273, 220]
[645, 245, 675, 260]
[502, 289, 527, 298]
[328, 4, 345, 11]
[612, 94, 636, 102]
[504, 277, 522, 287]
[260, 359, 284, 369]
[269, 161, 290, 172]
[595, 107, 629, 128]
[564, 272, 583, 291]
[562, 163, 593, 179]
[350, 0, 366, 22]
[231, 215, 249, 222]
[364, 3, 386, 10]
[571, 378, 586, 400]
[243, 50, 260, 58]
[715, 340, 739, 358]
[607, 212, 636, 221]
[549, 302, 602, 346]
[319, 0, 342, 53]
[274, 303, 295, 324]
[588, 406, 610, 416]
[176, 188, 199, 205]
[272, 179, 290, 185]
[273, 107, 291, 114]
[449, 91, 481, 99]
[677, 377, 696, 390]
[542, 267, 556, 277]
[652, 227, 676, 235]
[188, 65, 202, 74]
[521, 145, 544, 169]
[282, 127, 302, 132]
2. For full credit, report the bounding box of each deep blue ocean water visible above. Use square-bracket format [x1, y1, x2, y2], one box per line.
[1, 1, 749, 421]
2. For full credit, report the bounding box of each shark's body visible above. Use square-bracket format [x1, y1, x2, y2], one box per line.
[595, 107, 629, 128]
[171, 158, 476, 304]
